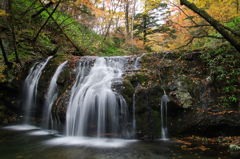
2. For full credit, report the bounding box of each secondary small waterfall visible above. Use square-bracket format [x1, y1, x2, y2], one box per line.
[66, 57, 130, 138]
[132, 83, 140, 135]
[161, 91, 169, 140]
[133, 53, 145, 69]
[22, 56, 52, 124]
[42, 60, 68, 131]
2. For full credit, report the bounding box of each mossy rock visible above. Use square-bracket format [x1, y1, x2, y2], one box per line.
[136, 111, 152, 137]
[121, 80, 135, 109]
[57, 68, 71, 94]
[148, 85, 164, 110]
[37, 55, 70, 106]
[124, 75, 138, 87]
[174, 75, 194, 109]
[135, 88, 148, 113]
[152, 110, 161, 138]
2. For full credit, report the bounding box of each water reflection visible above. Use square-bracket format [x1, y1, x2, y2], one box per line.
[1, 126, 240, 159]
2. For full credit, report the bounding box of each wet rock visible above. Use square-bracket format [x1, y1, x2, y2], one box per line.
[171, 75, 193, 109]
[121, 80, 135, 108]
[57, 72, 66, 84]
[230, 144, 240, 151]
[3, 119, 8, 124]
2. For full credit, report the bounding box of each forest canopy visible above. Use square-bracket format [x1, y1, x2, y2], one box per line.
[0, 0, 239, 64]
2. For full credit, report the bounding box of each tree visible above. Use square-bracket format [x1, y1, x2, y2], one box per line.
[134, 3, 169, 46]
[33, 0, 61, 42]
[0, 34, 9, 66]
[8, 0, 20, 63]
[179, 0, 240, 53]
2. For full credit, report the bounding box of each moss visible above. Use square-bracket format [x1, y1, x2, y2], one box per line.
[148, 85, 164, 110]
[37, 55, 70, 104]
[141, 54, 151, 68]
[152, 110, 161, 138]
[135, 73, 149, 87]
[136, 112, 151, 135]
[135, 89, 147, 113]
[58, 68, 71, 93]
[122, 80, 135, 108]
[177, 75, 194, 91]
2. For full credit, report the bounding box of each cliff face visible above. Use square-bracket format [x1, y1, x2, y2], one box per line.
[2, 51, 240, 139]
[121, 51, 240, 139]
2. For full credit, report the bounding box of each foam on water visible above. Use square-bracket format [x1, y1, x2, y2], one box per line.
[28, 130, 50, 135]
[44, 137, 137, 148]
[3, 125, 39, 131]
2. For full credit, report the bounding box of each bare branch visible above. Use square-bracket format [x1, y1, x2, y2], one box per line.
[172, 35, 225, 51]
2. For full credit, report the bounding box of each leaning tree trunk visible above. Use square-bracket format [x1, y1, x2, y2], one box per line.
[33, 0, 61, 42]
[180, 0, 240, 53]
[39, 0, 81, 54]
[31, 1, 53, 18]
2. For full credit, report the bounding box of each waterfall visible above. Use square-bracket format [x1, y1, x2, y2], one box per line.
[160, 91, 169, 140]
[132, 83, 140, 136]
[22, 56, 52, 124]
[133, 53, 145, 69]
[66, 57, 130, 138]
[42, 60, 68, 131]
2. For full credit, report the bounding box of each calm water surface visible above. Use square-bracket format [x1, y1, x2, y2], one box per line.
[1, 125, 240, 159]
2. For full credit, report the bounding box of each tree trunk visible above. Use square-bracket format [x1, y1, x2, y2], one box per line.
[39, 0, 81, 53]
[8, 0, 20, 63]
[180, 0, 240, 53]
[125, 0, 129, 35]
[0, 35, 9, 66]
[237, 0, 239, 14]
[33, 0, 61, 42]
[31, 1, 53, 18]
[131, 0, 136, 53]
[104, 0, 121, 40]
[143, 14, 147, 45]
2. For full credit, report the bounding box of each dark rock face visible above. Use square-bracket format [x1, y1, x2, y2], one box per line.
[0, 62, 28, 125]
[120, 51, 240, 139]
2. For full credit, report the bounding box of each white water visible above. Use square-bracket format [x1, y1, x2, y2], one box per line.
[66, 57, 130, 138]
[161, 92, 169, 140]
[21, 55, 144, 139]
[42, 60, 68, 130]
[133, 53, 145, 69]
[22, 56, 52, 124]
[45, 137, 137, 148]
[132, 83, 140, 135]
[3, 125, 39, 131]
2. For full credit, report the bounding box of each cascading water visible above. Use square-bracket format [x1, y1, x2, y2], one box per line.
[20, 54, 144, 139]
[160, 91, 169, 140]
[132, 83, 140, 135]
[22, 56, 52, 124]
[66, 57, 130, 138]
[42, 60, 68, 131]
[133, 53, 145, 69]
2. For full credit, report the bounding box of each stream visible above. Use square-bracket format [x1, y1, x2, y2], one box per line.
[1, 126, 240, 159]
